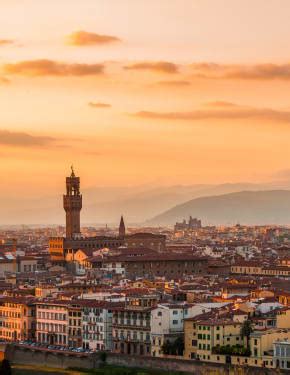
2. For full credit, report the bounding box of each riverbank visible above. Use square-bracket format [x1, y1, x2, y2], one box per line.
[12, 364, 190, 375]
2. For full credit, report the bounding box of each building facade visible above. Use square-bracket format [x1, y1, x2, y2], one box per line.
[112, 295, 158, 356]
[0, 297, 35, 342]
[82, 301, 115, 351]
[36, 301, 69, 346]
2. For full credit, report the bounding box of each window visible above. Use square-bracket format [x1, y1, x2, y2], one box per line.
[172, 320, 178, 325]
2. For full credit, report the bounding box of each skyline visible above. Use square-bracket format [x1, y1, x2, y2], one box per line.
[2, 1, 290, 199]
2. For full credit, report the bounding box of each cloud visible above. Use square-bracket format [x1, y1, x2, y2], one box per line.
[133, 104, 290, 123]
[155, 80, 191, 86]
[0, 130, 56, 147]
[88, 102, 111, 108]
[0, 39, 13, 46]
[66, 30, 121, 46]
[204, 101, 239, 108]
[191, 63, 290, 80]
[0, 77, 10, 85]
[124, 61, 178, 74]
[3, 59, 104, 76]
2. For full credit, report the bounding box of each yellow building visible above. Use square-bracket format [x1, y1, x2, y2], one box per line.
[0, 297, 36, 341]
[184, 317, 244, 363]
[231, 329, 290, 368]
[231, 264, 290, 277]
[276, 308, 290, 328]
[184, 310, 290, 369]
[35, 285, 58, 298]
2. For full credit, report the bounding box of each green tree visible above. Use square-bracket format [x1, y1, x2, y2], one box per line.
[162, 337, 184, 356]
[100, 351, 107, 363]
[172, 336, 184, 356]
[241, 320, 254, 348]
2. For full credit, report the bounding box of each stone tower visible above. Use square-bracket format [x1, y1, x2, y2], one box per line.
[119, 215, 126, 238]
[63, 166, 82, 238]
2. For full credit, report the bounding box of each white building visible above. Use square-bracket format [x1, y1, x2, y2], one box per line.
[151, 302, 229, 357]
[82, 301, 115, 351]
[255, 301, 283, 315]
[101, 260, 125, 275]
[273, 339, 290, 370]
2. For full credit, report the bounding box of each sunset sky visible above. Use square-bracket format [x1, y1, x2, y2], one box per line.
[2, 0, 290, 197]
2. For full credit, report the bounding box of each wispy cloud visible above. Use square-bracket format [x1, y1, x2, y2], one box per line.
[133, 103, 290, 123]
[0, 77, 10, 85]
[0, 130, 56, 147]
[154, 80, 191, 86]
[0, 39, 13, 46]
[203, 101, 239, 108]
[66, 30, 121, 46]
[88, 102, 111, 108]
[191, 63, 290, 80]
[124, 61, 178, 74]
[3, 59, 104, 76]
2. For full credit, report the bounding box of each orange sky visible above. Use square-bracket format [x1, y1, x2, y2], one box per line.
[1, 0, 290, 196]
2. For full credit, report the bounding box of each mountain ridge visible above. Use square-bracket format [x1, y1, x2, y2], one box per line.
[147, 190, 290, 226]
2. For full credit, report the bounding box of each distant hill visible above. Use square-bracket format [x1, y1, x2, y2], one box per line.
[147, 190, 290, 226]
[0, 182, 268, 225]
[2, 183, 290, 225]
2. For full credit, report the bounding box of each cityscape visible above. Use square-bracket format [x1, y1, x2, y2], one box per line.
[0, 169, 290, 374]
[1, 1, 290, 374]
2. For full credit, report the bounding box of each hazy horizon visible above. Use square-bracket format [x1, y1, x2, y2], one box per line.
[3, 177, 290, 226]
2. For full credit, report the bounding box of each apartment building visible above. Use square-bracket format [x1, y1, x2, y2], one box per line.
[82, 301, 116, 351]
[231, 328, 290, 368]
[273, 339, 290, 370]
[151, 303, 189, 357]
[231, 263, 290, 277]
[68, 303, 82, 348]
[35, 300, 69, 346]
[112, 294, 158, 356]
[151, 302, 230, 357]
[0, 297, 35, 341]
[184, 316, 243, 362]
